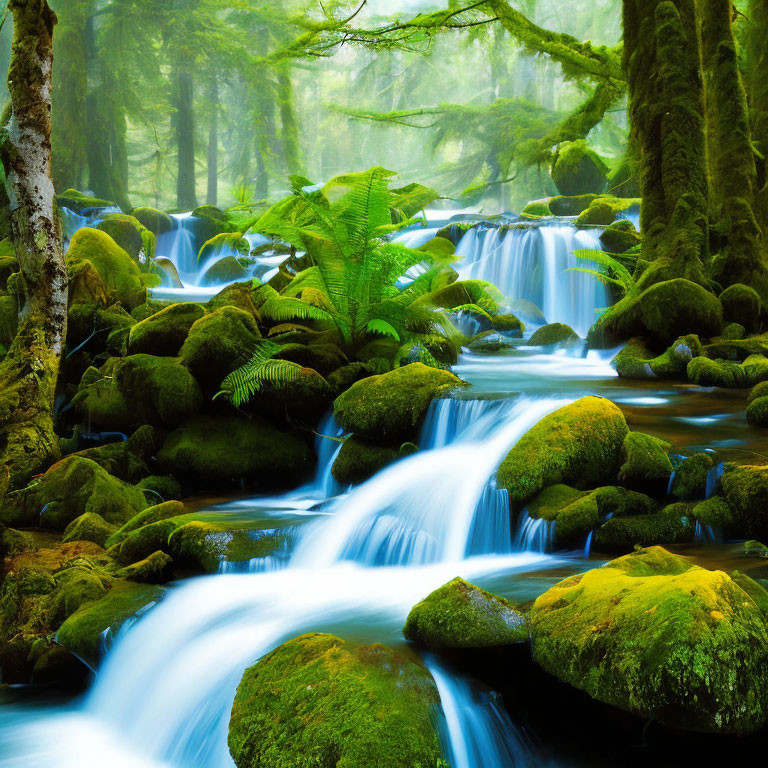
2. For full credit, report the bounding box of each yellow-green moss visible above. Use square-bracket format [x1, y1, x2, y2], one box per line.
[97, 213, 156, 262]
[62, 512, 117, 547]
[618, 432, 673, 491]
[131, 206, 173, 236]
[527, 323, 579, 347]
[551, 140, 609, 196]
[127, 302, 206, 356]
[720, 465, 768, 537]
[331, 436, 400, 486]
[595, 504, 695, 552]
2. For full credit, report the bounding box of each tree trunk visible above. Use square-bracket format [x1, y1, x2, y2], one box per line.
[207, 76, 218, 207]
[175, 70, 198, 211]
[0, 0, 66, 492]
[623, 0, 709, 289]
[277, 67, 301, 176]
[701, 0, 767, 297]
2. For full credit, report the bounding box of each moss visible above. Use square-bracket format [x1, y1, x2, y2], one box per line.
[56, 582, 163, 669]
[66, 228, 146, 310]
[200, 256, 248, 287]
[206, 281, 260, 317]
[115, 518, 182, 565]
[97, 213, 156, 262]
[127, 302, 206, 356]
[66, 259, 108, 307]
[693, 496, 733, 529]
[720, 465, 768, 538]
[107, 500, 186, 548]
[744, 540, 768, 558]
[670, 454, 715, 500]
[0, 524, 34, 559]
[413, 279, 501, 313]
[136, 475, 182, 504]
[118, 550, 173, 584]
[403, 577, 526, 651]
[131, 206, 173, 236]
[527, 322, 579, 347]
[747, 396, 768, 427]
[719, 284, 762, 333]
[491, 314, 524, 336]
[0, 294, 19, 351]
[158, 414, 313, 488]
[327, 363, 370, 395]
[334, 363, 466, 443]
[57, 188, 114, 213]
[548, 194, 598, 216]
[551, 140, 608, 196]
[595, 504, 695, 552]
[719, 323, 746, 340]
[197, 232, 249, 266]
[618, 432, 672, 493]
[67, 302, 137, 357]
[191, 206, 237, 244]
[228, 633, 442, 768]
[575, 196, 641, 227]
[62, 512, 117, 547]
[114, 354, 203, 428]
[71, 362, 134, 432]
[273, 343, 348, 378]
[331, 437, 400, 486]
[687, 355, 768, 389]
[521, 199, 552, 218]
[1, 456, 146, 530]
[180, 306, 262, 397]
[70, 441, 149, 484]
[497, 397, 628, 505]
[599, 220, 642, 254]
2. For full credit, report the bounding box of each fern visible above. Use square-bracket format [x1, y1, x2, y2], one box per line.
[571, 249, 635, 295]
[366, 319, 401, 341]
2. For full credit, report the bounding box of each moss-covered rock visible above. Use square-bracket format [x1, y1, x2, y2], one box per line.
[744, 540, 768, 558]
[58, 188, 114, 213]
[119, 551, 173, 583]
[687, 354, 768, 388]
[521, 199, 552, 218]
[1, 456, 146, 530]
[158, 414, 313, 488]
[530, 547, 768, 733]
[67, 301, 137, 356]
[56, 582, 163, 669]
[670, 454, 715, 500]
[613, 335, 702, 379]
[548, 194, 598, 216]
[200, 256, 248, 287]
[0, 523, 33, 560]
[97, 213, 156, 262]
[114, 518, 181, 565]
[497, 397, 628, 505]
[71, 361, 134, 432]
[62, 512, 117, 547]
[327, 362, 370, 395]
[136, 475, 182, 504]
[273, 343, 348, 378]
[720, 465, 768, 538]
[551, 141, 608, 196]
[595, 504, 695, 552]
[191, 206, 237, 244]
[206, 281, 260, 317]
[599, 220, 642, 254]
[131, 206, 173, 236]
[334, 363, 465, 443]
[127, 302, 205, 356]
[527, 322, 579, 347]
[719, 284, 762, 333]
[403, 577, 527, 651]
[491, 313, 524, 336]
[575, 196, 641, 227]
[228, 633, 442, 768]
[331, 437, 400, 486]
[693, 496, 733, 529]
[618, 432, 673, 492]
[180, 306, 261, 396]
[107, 500, 186, 548]
[747, 396, 768, 426]
[70, 440, 150, 484]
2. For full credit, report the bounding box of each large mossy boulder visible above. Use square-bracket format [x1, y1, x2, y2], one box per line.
[719, 283, 762, 333]
[127, 302, 205, 356]
[158, 414, 313, 488]
[618, 432, 673, 493]
[575, 196, 641, 228]
[497, 397, 628, 505]
[97, 213, 156, 262]
[613, 335, 702, 379]
[334, 363, 466, 443]
[403, 577, 527, 651]
[331, 436, 403, 486]
[720, 465, 768, 538]
[131, 206, 173, 236]
[1, 456, 147, 530]
[66, 227, 146, 310]
[599, 220, 641, 254]
[530, 547, 768, 734]
[687, 354, 768, 388]
[551, 141, 608, 196]
[527, 322, 579, 347]
[57, 188, 114, 213]
[180, 306, 261, 396]
[62, 512, 117, 547]
[228, 633, 442, 768]
[594, 504, 695, 552]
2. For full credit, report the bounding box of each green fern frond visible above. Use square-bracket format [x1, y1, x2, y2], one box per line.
[451, 303, 495, 323]
[260, 294, 334, 323]
[217, 346, 304, 407]
[366, 319, 401, 341]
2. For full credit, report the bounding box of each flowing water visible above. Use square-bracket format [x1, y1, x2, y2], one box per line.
[3, 213, 766, 767]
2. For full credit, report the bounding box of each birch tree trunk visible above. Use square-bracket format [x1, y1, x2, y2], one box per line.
[0, 0, 66, 493]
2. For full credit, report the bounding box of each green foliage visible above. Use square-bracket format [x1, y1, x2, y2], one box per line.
[570, 247, 636, 296]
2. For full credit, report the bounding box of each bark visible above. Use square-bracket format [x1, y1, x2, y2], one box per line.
[207, 76, 218, 207]
[175, 70, 198, 211]
[0, 0, 66, 491]
[277, 67, 302, 176]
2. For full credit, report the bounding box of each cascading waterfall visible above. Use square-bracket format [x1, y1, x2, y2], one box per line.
[455, 223, 609, 337]
[157, 213, 198, 284]
[61, 205, 121, 248]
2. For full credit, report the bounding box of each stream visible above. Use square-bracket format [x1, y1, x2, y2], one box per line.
[2, 211, 767, 767]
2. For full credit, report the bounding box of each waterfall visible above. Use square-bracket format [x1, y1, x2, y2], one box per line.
[313, 411, 345, 497]
[61, 205, 121, 249]
[291, 397, 568, 568]
[426, 658, 534, 768]
[455, 223, 609, 337]
[157, 213, 198, 283]
[512, 510, 555, 554]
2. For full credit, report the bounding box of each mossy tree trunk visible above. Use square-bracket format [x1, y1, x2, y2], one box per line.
[277, 66, 302, 176]
[701, 0, 767, 297]
[0, 0, 66, 492]
[623, 0, 709, 289]
[207, 75, 218, 207]
[175, 70, 198, 211]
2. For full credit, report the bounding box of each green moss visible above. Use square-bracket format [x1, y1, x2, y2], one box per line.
[70, 440, 149, 484]
[595, 504, 695, 552]
[687, 354, 768, 389]
[158, 415, 313, 488]
[115, 518, 182, 565]
[273, 343, 348, 378]
[1, 456, 146, 530]
[491, 314, 524, 336]
[62, 513, 117, 547]
[0, 294, 19, 351]
[551, 140, 608, 196]
[548, 194, 598, 216]
[118, 551, 173, 584]
[228, 633, 443, 768]
[530, 547, 768, 734]
[66, 228, 146, 310]
[693, 496, 733, 529]
[136, 475, 182, 504]
[521, 199, 552, 218]
[719, 323, 746, 340]
[131, 207, 173, 236]
[56, 582, 163, 669]
[127, 302, 206, 356]
[747, 396, 768, 427]
[192, 206, 237, 243]
[180, 306, 262, 397]
[403, 577, 526, 651]
[334, 363, 467, 442]
[71, 362, 134, 432]
[67, 302, 137, 357]
[497, 397, 628, 505]
[599, 220, 642, 254]
[575, 196, 641, 227]
[331, 437, 400, 485]
[57, 188, 114, 213]
[719, 284, 762, 333]
[97, 213, 156, 262]
[107, 500, 186, 548]
[720, 465, 768, 538]
[527, 323, 579, 347]
[199, 256, 247, 286]
[413, 279, 501, 314]
[670, 454, 714, 500]
[197, 232, 249, 266]
[744, 540, 768, 558]
[618, 432, 673, 492]
[327, 363, 370, 395]
[206, 282, 260, 317]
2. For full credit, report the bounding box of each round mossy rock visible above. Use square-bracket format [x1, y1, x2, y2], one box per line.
[551, 141, 608, 196]
[131, 206, 173, 236]
[719, 283, 762, 333]
[527, 322, 579, 347]
[530, 547, 768, 734]
[333, 363, 466, 443]
[57, 189, 114, 213]
[497, 397, 629, 505]
[200, 256, 248, 287]
[127, 302, 205, 356]
[670, 453, 715, 501]
[720, 465, 768, 538]
[228, 633, 442, 768]
[618, 432, 673, 493]
[62, 512, 117, 547]
[594, 504, 695, 552]
[331, 437, 400, 486]
[403, 577, 527, 651]
[97, 214, 156, 262]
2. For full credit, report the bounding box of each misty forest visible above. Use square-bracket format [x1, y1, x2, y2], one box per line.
[3, 0, 768, 765]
